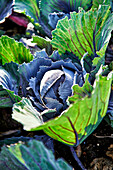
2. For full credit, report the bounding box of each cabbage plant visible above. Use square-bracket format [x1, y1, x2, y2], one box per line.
[0, 49, 112, 169]
[0, 1, 113, 169]
[12, 69, 113, 145]
[0, 2, 112, 147]
[0, 50, 83, 117]
[0, 47, 112, 147]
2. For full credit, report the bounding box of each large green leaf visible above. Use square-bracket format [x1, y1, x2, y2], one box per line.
[0, 140, 72, 170]
[51, 5, 113, 59]
[0, 36, 33, 64]
[12, 72, 113, 146]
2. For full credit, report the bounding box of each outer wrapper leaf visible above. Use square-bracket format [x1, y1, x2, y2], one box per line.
[14, 0, 39, 23]
[39, 0, 93, 37]
[0, 140, 72, 170]
[0, 36, 33, 65]
[14, 0, 51, 37]
[13, 98, 44, 130]
[0, 0, 13, 23]
[40, 0, 92, 25]
[40, 0, 112, 22]
[81, 44, 107, 84]
[32, 36, 52, 55]
[12, 72, 113, 146]
[0, 66, 21, 107]
[0, 87, 21, 107]
[51, 5, 113, 59]
[40, 0, 92, 17]
[92, 0, 111, 9]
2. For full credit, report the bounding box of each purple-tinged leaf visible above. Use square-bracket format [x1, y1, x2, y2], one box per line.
[105, 86, 113, 127]
[9, 11, 29, 28]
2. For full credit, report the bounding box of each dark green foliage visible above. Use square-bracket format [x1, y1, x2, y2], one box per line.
[0, 140, 72, 170]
